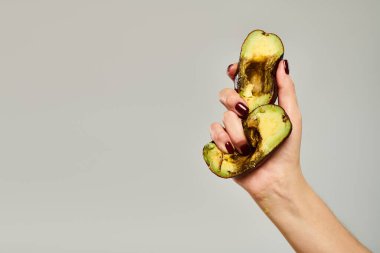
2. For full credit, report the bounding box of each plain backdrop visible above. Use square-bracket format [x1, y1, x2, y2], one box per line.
[0, 0, 379, 252]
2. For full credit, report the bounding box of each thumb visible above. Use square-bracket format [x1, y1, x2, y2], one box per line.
[276, 60, 300, 120]
[276, 60, 302, 138]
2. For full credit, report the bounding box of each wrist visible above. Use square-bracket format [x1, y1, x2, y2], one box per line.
[247, 168, 371, 253]
[248, 165, 310, 217]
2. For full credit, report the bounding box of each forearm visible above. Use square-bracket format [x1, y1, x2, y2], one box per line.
[249, 168, 370, 253]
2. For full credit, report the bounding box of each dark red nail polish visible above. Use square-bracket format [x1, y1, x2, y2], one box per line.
[225, 142, 234, 154]
[240, 143, 252, 156]
[227, 64, 233, 73]
[235, 102, 249, 117]
[284, 59, 289, 75]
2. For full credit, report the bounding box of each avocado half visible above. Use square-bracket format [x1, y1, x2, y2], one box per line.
[203, 30, 292, 178]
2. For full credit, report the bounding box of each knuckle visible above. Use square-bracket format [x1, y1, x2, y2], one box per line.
[225, 95, 234, 107]
[210, 129, 225, 143]
[223, 110, 235, 122]
[220, 88, 229, 94]
[210, 122, 220, 132]
[216, 131, 226, 142]
[230, 130, 246, 144]
[218, 88, 229, 102]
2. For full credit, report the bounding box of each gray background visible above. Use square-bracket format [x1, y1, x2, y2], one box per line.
[0, 0, 379, 252]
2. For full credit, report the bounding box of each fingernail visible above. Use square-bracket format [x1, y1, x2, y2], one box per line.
[235, 102, 249, 117]
[284, 59, 289, 75]
[240, 143, 252, 156]
[227, 64, 233, 73]
[225, 142, 234, 154]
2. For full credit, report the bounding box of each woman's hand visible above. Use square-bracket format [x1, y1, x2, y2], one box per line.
[208, 60, 370, 252]
[210, 60, 304, 201]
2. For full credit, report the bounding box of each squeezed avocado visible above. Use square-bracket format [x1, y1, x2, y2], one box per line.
[203, 30, 292, 178]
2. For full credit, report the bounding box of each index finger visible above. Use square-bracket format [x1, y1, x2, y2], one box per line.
[219, 88, 249, 118]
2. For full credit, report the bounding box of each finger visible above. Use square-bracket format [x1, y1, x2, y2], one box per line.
[226, 63, 238, 80]
[276, 60, 301, 123]
[219, 88, 249, 118]
[210, 122, 235, 154]
[223, 111, 252, 155]
[276, 59, 302, 139]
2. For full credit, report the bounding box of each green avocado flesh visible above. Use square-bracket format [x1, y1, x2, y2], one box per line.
[203, 30, 291, 178]
[203, 105, 292, 178]
[236, 30, 284, 112]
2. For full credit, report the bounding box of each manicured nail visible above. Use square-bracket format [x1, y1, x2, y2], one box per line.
[235, 102, 249, 117]
[240, 143, 252, 156]
[227, 64, 233, 74]
[225, 142, 234, 154]
[284, 59, 289, 75]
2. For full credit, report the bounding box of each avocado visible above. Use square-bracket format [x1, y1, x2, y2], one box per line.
[203, 30, 292, 178]
[235, 29, 284, 111]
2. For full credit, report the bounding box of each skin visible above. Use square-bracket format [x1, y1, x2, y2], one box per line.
[210, 60, 371, 253]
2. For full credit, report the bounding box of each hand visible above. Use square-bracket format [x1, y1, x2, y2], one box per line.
[210, 60, 304, 200]
[209, 60, 371, 253]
